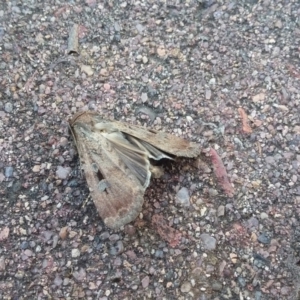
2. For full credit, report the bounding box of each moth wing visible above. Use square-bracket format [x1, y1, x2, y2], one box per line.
[104, 133, 151, 188]
[70, 118, 146, 229]
[112, 121, 200, 158]
[125, 135, 173, 160]
[75, 110, 200, 158]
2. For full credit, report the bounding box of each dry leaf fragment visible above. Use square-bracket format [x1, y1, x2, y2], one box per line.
[238, 107, 252, 133]
[151, 214, 182, 247]
[210, 148, 234, 197]
[68, 24, 79, 54]
[69, 110, 200, 229]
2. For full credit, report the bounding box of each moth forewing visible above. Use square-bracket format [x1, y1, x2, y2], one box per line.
[69, 113, 147, 229]
[95, 120, 173, 161]
[69, 110, 200, 229]
[111, 121, 201, 158]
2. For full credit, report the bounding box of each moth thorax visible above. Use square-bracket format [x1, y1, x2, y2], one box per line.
[95, 123, 118, 133]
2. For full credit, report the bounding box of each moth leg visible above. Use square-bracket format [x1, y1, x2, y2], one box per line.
[150, 165, 164, 179]
[82, 194, 92, 208]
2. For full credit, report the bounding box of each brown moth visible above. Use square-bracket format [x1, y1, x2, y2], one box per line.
[69, 110, 200, 229]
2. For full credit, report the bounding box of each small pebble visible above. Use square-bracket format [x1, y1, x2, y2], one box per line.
[56, 166, 71, 179]
[136, 54, 142, 62]
[73, 268, 86, 281]
[12, 181, 21, 192]
[200, 234, 217, 250]
[0, 173, 5, 182]
[24, 249, 33, 257]
[157, 46, 166, 57]
[109, 234, 120, 242]
[4, 102, 13, 112]
[209, 188, 218, 197]
[265, 156, 276, 165]
[186, 116, 193, 123]
[71, 248, 80, 258]
[176, 187, 190, 206]
[217, 205, 225, 217]
[99, 68, 109, 77]
[67, 179, 79, 187]
[81, 65, 94, 76]
[109, 247, 118, 256]
[260, 212, 268, 219]
[59, 137, 68, 147]
[255, 291, 262, 300]
[209, 78, 216, 86]
[15, 270, 25, 279]
[211, 281, 222, 291]
[205, 89, 212, 100]
[247, 217, 259, 229]
[59, 227, 68, 240]
[42, 231, 53, 242]
[141, 276, 150, 288]
[100, 231, 110, 240]
[20, 241, 29, 249]
[180, 281, 191, 293]
[274, 19, 282, 28]
[258, 233, 271, 244]
[115, 241, 124, 254]
[5, 166, 14, 177]
[54, 276, 63, 286]
[0, 256, 5, 271]
[52, 235, 59, 248]
[141, 93, 148, 103]
[32, 165, 41, 173]
[142, 56, 148, 64]
[154, 250, 164, 258]
[238, 276, 246, 287]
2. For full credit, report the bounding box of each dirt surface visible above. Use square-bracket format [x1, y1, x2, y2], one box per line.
[1, 0, 300, 299]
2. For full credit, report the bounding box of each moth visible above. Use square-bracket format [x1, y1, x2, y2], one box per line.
[69, 110, 200, 229]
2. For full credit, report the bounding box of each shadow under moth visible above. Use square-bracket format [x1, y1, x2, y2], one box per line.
[69, 110, 200, 229]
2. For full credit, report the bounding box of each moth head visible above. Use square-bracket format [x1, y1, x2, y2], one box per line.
[95, 123, 118, 134]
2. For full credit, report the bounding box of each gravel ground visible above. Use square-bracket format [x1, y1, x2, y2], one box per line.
[1, 0, 300, 299]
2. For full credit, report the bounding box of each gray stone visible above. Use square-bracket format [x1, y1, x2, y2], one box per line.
[211, 281, 222, 291]
[56, 166, 71, 179]
[200, 233, 217, 250]
[180, 281, 191, 293]
[4, 102, 13, 113]
[176, 187, 190, 206]
[5, 166, 13, 177]
[71, 248, 80, 258]
[258, 233, 271, 244]
[217, 205, 225, 217]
